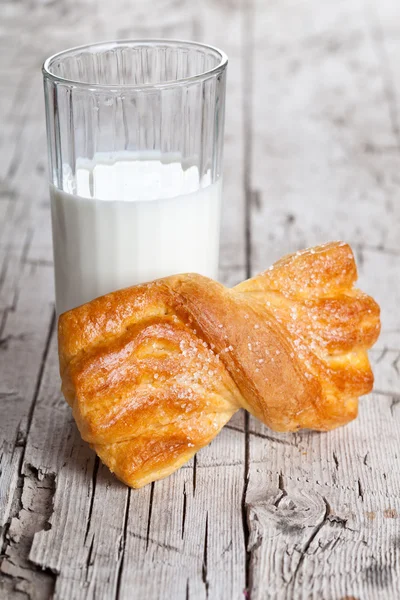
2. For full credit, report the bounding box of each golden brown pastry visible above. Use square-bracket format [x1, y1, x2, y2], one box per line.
[58, 242, 380, 488]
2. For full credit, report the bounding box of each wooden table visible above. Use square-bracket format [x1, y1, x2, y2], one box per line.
[1, 0, 399, 598]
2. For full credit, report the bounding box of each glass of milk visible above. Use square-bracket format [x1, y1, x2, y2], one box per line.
[42, 40, 227, 314]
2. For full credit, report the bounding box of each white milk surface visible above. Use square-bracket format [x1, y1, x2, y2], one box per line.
[50, 153, 222, 314]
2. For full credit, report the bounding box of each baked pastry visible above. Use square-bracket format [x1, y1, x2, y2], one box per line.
[58, 242, 380, 488]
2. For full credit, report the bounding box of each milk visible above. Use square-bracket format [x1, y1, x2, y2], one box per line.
[50, 153, 222, 315]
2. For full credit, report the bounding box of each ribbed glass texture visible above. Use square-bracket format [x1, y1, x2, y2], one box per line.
[43, 40, 227, 313]
[43, 40, 227, 194]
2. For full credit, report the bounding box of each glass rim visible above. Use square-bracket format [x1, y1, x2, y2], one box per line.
[42, 38, 228, 92]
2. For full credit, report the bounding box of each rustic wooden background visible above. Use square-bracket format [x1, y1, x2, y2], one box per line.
[1, 0, 400, 598]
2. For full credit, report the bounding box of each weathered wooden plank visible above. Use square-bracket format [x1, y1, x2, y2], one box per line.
[0, 0, 249, 598]
[247, 393, 400, 599]
[249, 0, 400, 267]
[246, 0, 400, 598]
[0, 468, 57, 600]
[0, 5, 103, 596]
[106, 0, 249, 596]
[364, 0, 400, 149]
[0, 73, 51, 320]
[0, 264, 54, 555]
[363, 0, 400, 351]
[113, 5, 248, 598]
[24, 333, 128, 599]
[194, 428, 246, 599]
[118, 428, 246, 600]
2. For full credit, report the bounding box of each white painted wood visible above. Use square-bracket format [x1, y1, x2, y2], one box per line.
[117, 428, 246, 600]
[246, 0, 400, 598]
[0, 265, 54, 527]
[1, 1, 248, 599]
[247, 393, 400, 600]
[0, 0, 399, 598]
[26, 331, 128, 599]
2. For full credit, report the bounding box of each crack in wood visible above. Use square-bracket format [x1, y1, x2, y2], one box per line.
[221, 539, 233, 557]
[316, 534, 342, 554]
[355, 243, 400, 258]
[22, 310, 56, 468]
[391, 352, 400, 376]
[181, 482, 187, 539]
[192, 454, 197, 496]
[0, 333, 29, 351]
[289, 496, 331, 588]
[0, 391, 20, 401]
[274, 472, 288, 508]
[363, 142, 399, 154]
[20, 229, 33, 267]
[15, 425, 26, 448]
[390, 398, 400, 416]
[146, 483, 155, 551]
[358, 479, 364, 501]
[249, 430, 297, 446]
[114, 489, 130, 600]
[85, 533, 95, 578]
[372, 389, 400, 399]
[224, 424, 245, 435]
[0, 181, 17, 201]
[356, 246, 365, 269]
[0, 259, 9, 300]
[193, 461, 244, 469]
[0, 472, 23, 559]
[84, 456, 99, 545]
[128, 531, 182, 553]
[242, 412, 250, 592]
[332, 452, 339, 484]
[0, 466, 57, 598]
[202, 512, 209, 598]
[326, 513, 355, 532]
[278, 473, 286, 494]
[251, 189, 261, 211]
[333, 452, 339, 470]
[375, 346, 388, 364]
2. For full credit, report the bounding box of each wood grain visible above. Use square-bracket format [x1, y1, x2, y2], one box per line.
[0, 0, 399, 598]
[245, 0, 400, 598]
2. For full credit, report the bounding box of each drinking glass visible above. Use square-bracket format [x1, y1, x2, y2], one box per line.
[42, 40, 227, 314]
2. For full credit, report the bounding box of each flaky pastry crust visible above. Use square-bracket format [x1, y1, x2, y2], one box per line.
[58, 242, 380, 487]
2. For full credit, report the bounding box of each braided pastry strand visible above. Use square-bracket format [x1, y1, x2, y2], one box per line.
[58, 242, 380, 488]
